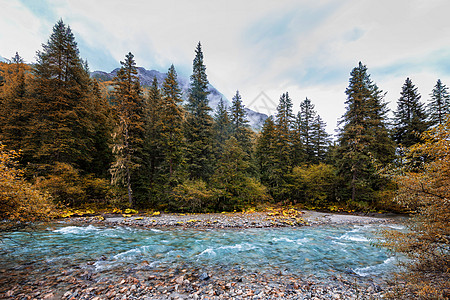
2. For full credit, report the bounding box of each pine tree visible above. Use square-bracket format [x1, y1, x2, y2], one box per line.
[0, 52, 31, 155]
[427, 79, 450, 126]
[230, 90, 252, 154]
[291, 111, 304, 166]
[160, 64, 184, 178]
[393, 77, 429, 148]
[256, 116, 278, 189]
[29, 20, 102, 174]
[110, 52, 145, 206]
[299, 97, 317, 162]
[275, 92, 294, 174]
[337, 62, 394, 204]
[213, 98, 232, 159]
[311, 115, 330, 163]
[184, 42, 214, 180]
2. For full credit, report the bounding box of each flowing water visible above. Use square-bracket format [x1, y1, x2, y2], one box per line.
[0, 223, 402, 287]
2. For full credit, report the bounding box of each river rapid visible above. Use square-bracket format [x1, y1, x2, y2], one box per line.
[0, 222, 404, 299]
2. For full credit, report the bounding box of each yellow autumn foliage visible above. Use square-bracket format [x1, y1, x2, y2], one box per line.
[382, 119, 450, 299]
[0, 144, 55, 231]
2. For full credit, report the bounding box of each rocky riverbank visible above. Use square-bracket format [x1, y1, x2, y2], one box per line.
[66, 209, 402, 229]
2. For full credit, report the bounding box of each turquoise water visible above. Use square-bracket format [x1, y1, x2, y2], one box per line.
[0, 224, 401, 283]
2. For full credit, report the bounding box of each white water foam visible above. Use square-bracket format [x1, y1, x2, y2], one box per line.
[354, 257, 396, 276]
[198, 248, 216, 256]
[54, 225, 99, 234]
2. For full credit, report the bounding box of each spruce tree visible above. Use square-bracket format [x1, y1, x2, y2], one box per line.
[311, 115, 330, 163]
[427, 79, 449, 126]
[256, 116, 278, 188]
[337, 62, 394, 204]
[299, 97, 317, 163]
[393, 77, 428, 148]
[160, 64, 184, 178]
[230, 90, 252, 154]
[30, 20, 96, 172]
[184, 42, 214, 180]
[291, 111, 305, 166]
[275, 92, 294, 174]
[213, 98, 232, 159]
[142, 77, 164, 201]
[0, 53, 31, 155]
[110, 52, 145, 206]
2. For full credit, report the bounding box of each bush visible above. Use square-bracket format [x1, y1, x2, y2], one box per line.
[169, 179, 215, 212]
[0, 144, 54, 231]
[291, 163, 337, 205]
[35, 162, 115, 207]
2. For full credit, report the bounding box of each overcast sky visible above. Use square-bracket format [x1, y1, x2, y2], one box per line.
[1, 0, 450, 134]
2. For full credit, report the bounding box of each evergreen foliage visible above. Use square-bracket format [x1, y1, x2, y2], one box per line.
[299, 98, 316, 162]
[393, 77, 429, 148]
[336, 62, 395, 204]
[0, 53, 31, 156]
[110, 52, 145, 206]
[160, 65, 184, 179]
[184, 42, 214, 181]
[230, 90, 252, 154]
[212, 98, 232, 159]
[427, 79, 450, 126]
[29, 20, 99, 173]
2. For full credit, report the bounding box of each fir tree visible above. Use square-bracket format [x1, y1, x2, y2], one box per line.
[184, 42, 214, 180]
[110, 52, 145, 206]
[29, 20, 103, 175]
[160, 64, 184, 178]
[275, 92, 294, 173]
[337, 62, 394, 203]
[213, 98, 232, 159]
[256, 116, 278, 189]
[299, 97, 317, 163]
[311, 115, 330, 163]
[291, 111, 305, 166]
[142, 77, 164, 201]
[427, 79, 450, 126]
[393, 77, 428, 148]
[230, 90, 252, 154]
[0, 52, 31, 155]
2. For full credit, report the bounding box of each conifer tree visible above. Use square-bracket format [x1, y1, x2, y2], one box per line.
[0, 53, 31, 155]
[275, 92, 294, 174]
[291, 111, 305, 166]
[110, 52, 145, 206]
[213, 98, 231, 158]
[337, 62, 394, 204]
[427, 79, 449, 126]
[299, 97, 317, 162]
[142, 77, 163, 201]
[184, 42, 214, 180]
[311, 115, 330, 163]
[29, 20, 96, 171]
[160, 64, 184, 178]
[393, 77, 428, 148]
[230, 90, 252, 154]
[256, 116, 278, 188]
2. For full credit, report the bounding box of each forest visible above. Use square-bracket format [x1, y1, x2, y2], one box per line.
[0, 19, 448, 299]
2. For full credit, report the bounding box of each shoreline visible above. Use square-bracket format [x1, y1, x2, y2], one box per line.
[63, 210, 406, 229]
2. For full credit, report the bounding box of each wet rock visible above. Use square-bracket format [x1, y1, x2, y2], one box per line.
[199, 272, 210, 281]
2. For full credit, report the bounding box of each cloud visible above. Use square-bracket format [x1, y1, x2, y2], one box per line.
[2, 0, 450, 133]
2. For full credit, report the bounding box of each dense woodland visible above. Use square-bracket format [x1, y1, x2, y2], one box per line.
[0, 20, 448, 212]
[0, 20, 448, 298]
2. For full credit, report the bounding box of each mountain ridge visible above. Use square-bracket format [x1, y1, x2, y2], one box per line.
[91, 67, 267, 130]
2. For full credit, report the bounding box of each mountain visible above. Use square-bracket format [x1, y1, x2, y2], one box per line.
[91, 67, 267, 130]
[0, 56, 8, 63]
